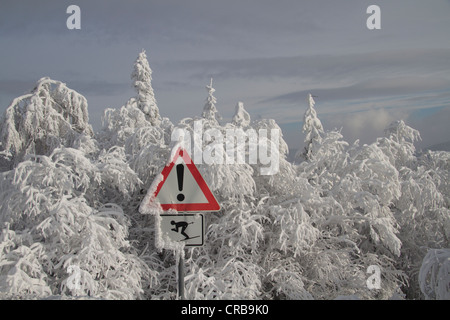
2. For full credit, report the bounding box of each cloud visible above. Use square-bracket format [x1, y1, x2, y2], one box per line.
[282, 106, 450, 153]
[172, 48, 450, 82]
[164, 48, 450, 123]
[157, 47, 450, 150]
[322, 107, 409, 145]
[262, 76, 450, 114]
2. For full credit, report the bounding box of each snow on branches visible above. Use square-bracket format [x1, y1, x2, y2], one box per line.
[419, 248, 450, 300]
[0, 147, 151, 299]
[0, 78, 94, 167]
[202, 78, 221, 124]
[131, 50, 161, 126]
[299, 94, 324, 161]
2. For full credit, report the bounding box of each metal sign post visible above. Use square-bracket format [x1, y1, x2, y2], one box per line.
[160, 213, 204, 300]
[178, 252, 185, 300]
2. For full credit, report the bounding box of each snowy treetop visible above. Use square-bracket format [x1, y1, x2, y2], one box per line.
[0, 77, 93, 166]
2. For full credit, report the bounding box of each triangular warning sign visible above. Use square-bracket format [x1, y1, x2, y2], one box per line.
[140, 147, 220, 212]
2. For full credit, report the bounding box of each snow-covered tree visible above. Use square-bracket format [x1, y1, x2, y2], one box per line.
[99, 51, 173, 153]
[100, 100, 151, 149]
[290, 103, 411, 298]
[131, 50, 161, 126]
[298, 129, 348, 190]
[393, 165, 449, 298]
[378, 120, 421, 169]
[0, 147, 153, 299]
[298, 94, 324, 161]
[201, 78, 221, 124]
[232, 101, 251, 127]
[0, 77, 94, 168]
[419, 248, 450, 300]
[125, 126, 172, 188]
[152, 103, 262, 299]
[419, 150, 450, 209]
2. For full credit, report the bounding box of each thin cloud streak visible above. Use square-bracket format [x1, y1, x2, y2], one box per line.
[167, 48, 450, 81]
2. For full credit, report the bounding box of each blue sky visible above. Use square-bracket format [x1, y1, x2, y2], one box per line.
[1, 0, 449, 151]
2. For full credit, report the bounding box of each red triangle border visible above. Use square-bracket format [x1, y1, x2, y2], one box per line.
[150, 147, 220, 212]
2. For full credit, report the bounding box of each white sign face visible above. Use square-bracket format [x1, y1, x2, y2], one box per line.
[156, 157, 208, 205]
[140, 147, 220, 213]
[160, 214, 204, 247]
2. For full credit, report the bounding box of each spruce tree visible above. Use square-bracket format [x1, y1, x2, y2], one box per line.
[300, 94, 324, 161]
[131, 50, 161, 126]
[201, 78, 221, 124]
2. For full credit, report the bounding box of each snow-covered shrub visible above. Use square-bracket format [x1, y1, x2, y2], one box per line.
[0, 148, 152, 299]
[100, 100, 151, 149]
[419, 248, 450, 299]
[378, 120, 421, 169]
[419, 150, 450, 208]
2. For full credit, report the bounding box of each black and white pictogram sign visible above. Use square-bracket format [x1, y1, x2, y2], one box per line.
[160, 214, 204, 247]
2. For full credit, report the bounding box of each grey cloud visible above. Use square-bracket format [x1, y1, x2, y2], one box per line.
[173, 48, 450, 82]
[0, 0, 321, 48]
[321, 107, 410, 146]
[263, 76, 450, 106]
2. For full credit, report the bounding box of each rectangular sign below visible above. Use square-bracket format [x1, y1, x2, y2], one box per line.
[160, 214, 204, 247]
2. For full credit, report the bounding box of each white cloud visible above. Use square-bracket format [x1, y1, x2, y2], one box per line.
[322, 107, 409, 145]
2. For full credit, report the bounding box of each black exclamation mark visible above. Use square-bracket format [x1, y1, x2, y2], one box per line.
[176, 164, 185, 201]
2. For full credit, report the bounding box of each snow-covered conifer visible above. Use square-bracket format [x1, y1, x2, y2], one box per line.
[298, 94, 324, 161]
[131, 50, 161, 126]
[232, 101, 251, 127]
[99, 51, 172, 151]
[201, 78, 221, 124]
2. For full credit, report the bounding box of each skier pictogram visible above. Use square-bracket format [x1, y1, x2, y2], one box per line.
[171, 220, 193, 240]
[160, 214, 204, 246]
